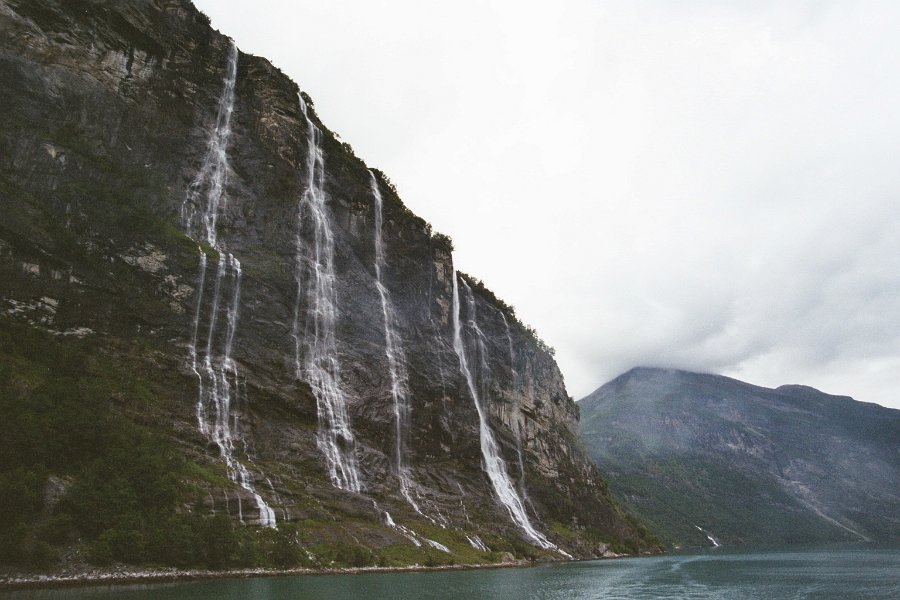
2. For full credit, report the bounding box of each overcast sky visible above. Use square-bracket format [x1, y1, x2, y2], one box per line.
[193, 0, 900, 410]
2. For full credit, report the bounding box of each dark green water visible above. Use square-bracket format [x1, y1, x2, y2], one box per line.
[4, 546, 899, 599]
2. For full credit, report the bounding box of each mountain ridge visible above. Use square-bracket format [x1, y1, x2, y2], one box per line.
[578, 366, 899, 548]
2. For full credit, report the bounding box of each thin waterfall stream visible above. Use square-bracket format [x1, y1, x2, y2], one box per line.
[370, 171, 430, 518]
[451, 273, 559, 551]
[292, 93, 362, 493]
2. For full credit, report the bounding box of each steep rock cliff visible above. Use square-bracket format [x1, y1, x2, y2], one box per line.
[0, 0, 653, 568]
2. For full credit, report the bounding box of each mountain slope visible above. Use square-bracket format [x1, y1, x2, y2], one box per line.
[579, 367, 900, 548]
[0, 0, 654, 571]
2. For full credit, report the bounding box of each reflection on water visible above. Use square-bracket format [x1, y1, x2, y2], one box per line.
[4, 545, 899, 600]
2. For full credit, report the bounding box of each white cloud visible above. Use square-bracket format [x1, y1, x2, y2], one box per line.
[195, 0, 900, 409]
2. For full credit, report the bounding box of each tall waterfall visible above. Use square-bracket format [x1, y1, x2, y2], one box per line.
[182, 40, 275, 527]
[451, 273, 556, 550]
[292, 94, 361, 493]
[369, 172, 423, 513]
[500, 312, 529, 501]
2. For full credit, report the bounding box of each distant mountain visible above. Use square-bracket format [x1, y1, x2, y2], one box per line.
[578, 367, 900, 548]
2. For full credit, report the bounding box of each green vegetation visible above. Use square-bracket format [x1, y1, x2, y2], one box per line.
[431, 231, 454, 251]
[369, 168, 399, 197]
[368, 167, 453, 250]
[0, 322, 173, 568]
[604, 456, 854, 547]
[288, 516, 494, 569]
[0, 321, 318, 571]
[480, 533, 543, 561]
[458, 271, 556, 357]
[579, 368, 900, 547]
[0, 318, 557, 571]
[301, 92, 455, 257]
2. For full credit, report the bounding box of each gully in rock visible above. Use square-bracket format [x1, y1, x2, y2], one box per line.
[451, 273, 560, 552]
[292, 93, 362, 493]
[181, 40, 275, 527]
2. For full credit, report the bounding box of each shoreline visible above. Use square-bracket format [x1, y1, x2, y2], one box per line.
[0, 559, 564, 592]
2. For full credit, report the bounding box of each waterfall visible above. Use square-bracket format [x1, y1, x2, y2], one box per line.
[466, 534, 489, 552]
[291, 93, 361, 493]
[370, 172, 428, 515]
[500, 312, 529, 502]
[695, 525, 722, 548]
[451, 273, 556, 550]
[181, 40, 237, 247]
[189, 251, 208, 434]
[374, 502, 450, 553]
[182, 40, 275, 527]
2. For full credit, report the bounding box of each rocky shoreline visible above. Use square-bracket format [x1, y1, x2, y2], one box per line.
[0, 560, 565, 591]
[0, 552, 640, 592]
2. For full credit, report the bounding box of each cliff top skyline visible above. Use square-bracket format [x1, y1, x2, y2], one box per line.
[195, 0, 900, 409]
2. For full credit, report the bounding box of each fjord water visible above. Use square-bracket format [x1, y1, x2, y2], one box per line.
[5, 546, 898, 599]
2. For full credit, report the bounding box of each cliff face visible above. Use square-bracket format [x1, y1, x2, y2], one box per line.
[0, 0, 652, 567]
[579, 367, 900, 548]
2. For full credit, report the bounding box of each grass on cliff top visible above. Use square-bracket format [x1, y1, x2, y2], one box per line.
[457, 271, 557, 359]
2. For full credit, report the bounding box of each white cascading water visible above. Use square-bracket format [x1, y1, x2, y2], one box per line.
[695, 525, 722, 548]
[188, 251, 207, 432]
[374, 502, 450, 553]
[369, 171, 427, 516]
[182, 40, 275, 527]
[466, 534, 489, 552]
[451, 273, 557, 550]
[292, 93, 361, 493]
[499, 312, 529, 501]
